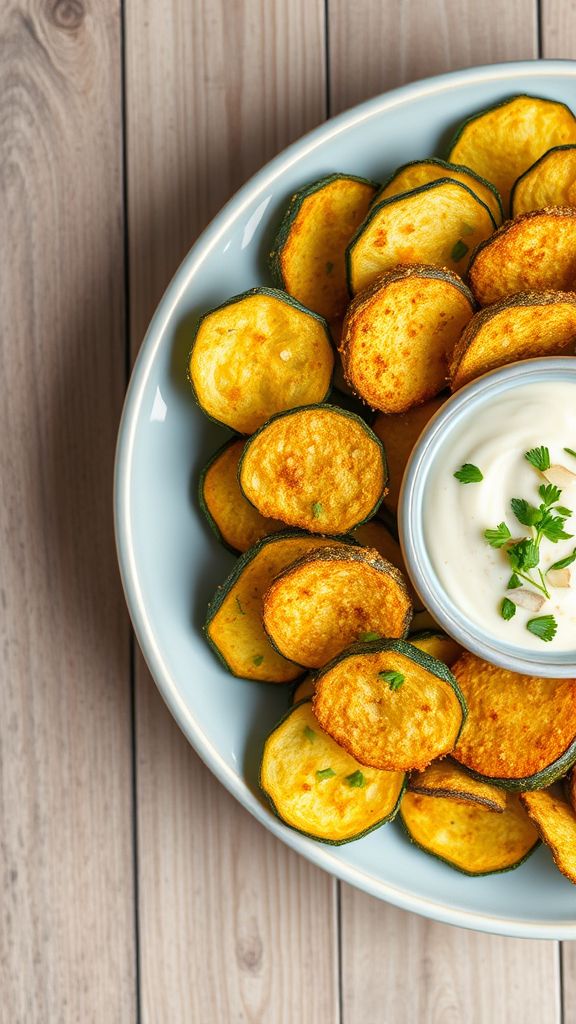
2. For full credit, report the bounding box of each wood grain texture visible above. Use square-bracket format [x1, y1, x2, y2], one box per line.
[328, 0, 539, 113]
[330, 3, 561, 1022]
[541, 0, 576, 57]
[124, 1, 338, 1020]
[0, 2, 135, 1021]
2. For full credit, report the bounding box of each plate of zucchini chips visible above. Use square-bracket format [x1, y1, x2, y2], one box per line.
[116, 62, 576, 937]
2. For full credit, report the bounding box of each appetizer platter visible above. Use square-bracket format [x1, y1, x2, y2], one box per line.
[115, 63, 576, 937]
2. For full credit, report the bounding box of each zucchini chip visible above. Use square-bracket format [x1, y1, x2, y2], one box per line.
[261, 700, 405, 844]
[199, 439, 284, 553]
[511, 145, 576, 216]
[409, 630, 463, 668]
[373, 396, 445, 515]
[408, 759, 506, 812]
[205, 531, 355, 683]
[341, 265, 474, 413]
[269, 174, 378, 321]
[452, 653, 576, 790]
[377, 158, 503, 225]
[401, 791, 539, 875]
[292, 674, 316, 705]
[346, 179, 495, 294]
[313, 639, 466, 772]
[238, 405, 387, 534]
[262, 545, 412, 668]
[469, 208, 576, 306]
[520, 789, 576, 886]
[188, 287, 333, 434]
[448, 94, 576, 208]
[450, 291, 576, 390]
[353, 518, 423, 610]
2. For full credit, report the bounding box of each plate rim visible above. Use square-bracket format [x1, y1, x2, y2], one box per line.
[114, 59, 576, 940]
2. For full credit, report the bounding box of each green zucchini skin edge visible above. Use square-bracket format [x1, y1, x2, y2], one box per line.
[454, 742, 576, 793]
[268, 172, 381, 291]
[204, 529, 359, 682]
[398, 809, 541, 876]
[236, 403, 389, 530]
[260, 698, 408, 845]
[198, 436, 246, 556]
[262, 544, 413, 666]
[315, 637, 468, 747]
[510, 143, 576, 216]
[187, 286, 334, 434]
[344, 178, 496, 297]
[376, 157, 504, 224]
[447, 92, 576, 163]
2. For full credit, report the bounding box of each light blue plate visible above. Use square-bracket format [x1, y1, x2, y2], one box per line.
[115, 61, 576, 939]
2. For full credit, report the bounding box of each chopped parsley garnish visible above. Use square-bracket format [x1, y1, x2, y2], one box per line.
[451, 239, 469, 261]
[454, 463, 483, 484]
[316, 767, 335, 781]
[378, 670, 405, 691]
[507, 573, 522, 590]
[564, 448, 576, 460]
[525, 446, 551, 472]
[484, 522, 511, 548]
[345, 770, 365, 788]
[359, 631, 381, 642]
[303, 725, 316, 742]
[311, 501, 323, 519]
[510, 498, 540, 527]
[501, 597, 516, 621]
[252, 654, 264, 666]
[548, 547, 576, 572]
[526, 615, 558, 642]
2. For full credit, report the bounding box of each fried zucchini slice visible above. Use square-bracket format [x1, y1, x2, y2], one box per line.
[377, 158, 503, 225]
[469, 208, 576, 306]
[205, 531, 354, 683]
[452, 653, 576, 790]
[448, 94, 576, 209]
[409, 630, 463, 667]
[199, 438, 285, 553]
[346, 179, 495, 294]
[261, 700, 405, 843]
[373, 396, 445, 515]
[511, 145, 576, 216]
[313, 639, 466, 772]
[292, 674, 316, 704]
[409, 759, 506, 812]
[263, 545, 412, 668]
[341, 265, 474, 413]
[238, 405, 387, 534]
[270, 174, 378, 321]
[353, 518, 423, 610]
[567, 770, 576, 813]
[188, 287, 333, 434]
[401, 791, 538, 875]
[449, 291, 576, 390]
[520, 788, 576, 885]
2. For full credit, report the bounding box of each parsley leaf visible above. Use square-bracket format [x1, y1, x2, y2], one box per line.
[537, 512, 573, 544]
[316, 767, 335, 781]
[525, 446, 551, 472]
[564, 448, 576, 460]
[548, 547, 576, 572]
[378, 670, 405, 691]
[526, 615, 558, 642]
[311, 501, 323, 519]
[507, 539, 540, 571]
[539, 483, 562, 507]
[451, 239, 469, 261]
[454, 463, 483, 484]
[501, 597, 516, 620]
[345, 770, 366, 788]
[554, 506, 573, 517]
[507, 573, 522, 590]
[510, 498, 540, 527]
[484, 522, 511, 548]
[303, 725, 316, 742]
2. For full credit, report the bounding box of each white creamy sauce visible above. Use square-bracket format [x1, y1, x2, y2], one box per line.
[424, 381, 576, 653]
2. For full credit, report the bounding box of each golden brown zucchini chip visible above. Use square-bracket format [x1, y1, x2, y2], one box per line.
[261, 700, 406, 844]
[401, 791, 538, 875]
[341, 265, 474, 413]
[292, 674, 316, 705]
[449, 291, 576, 389]
[188, 287, 333, 434]
[409, 759, 506, 812]
[346, 179, 495, 294]
[511, 145, 576, 216]
[409, 630, 463, 667]
[448, 94, 576, 209]
[313, 639, 466, 772]
[269, 174, 378, 321]
[469, 208, 576, 306]
[238, 405, 387, 534]
[353, 518, 423, 610]
[199, 438, 285, 553]
[205, 531, 355, 683]
[520, 788, 576, 885]
[373, 396, 445, 515]
[263, 545, 412, 668]
[377, 158, 503, 225]
[452, 653, 576, 790]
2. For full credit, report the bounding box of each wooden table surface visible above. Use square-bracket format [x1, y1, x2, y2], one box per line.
[1, 1, 575, 1020]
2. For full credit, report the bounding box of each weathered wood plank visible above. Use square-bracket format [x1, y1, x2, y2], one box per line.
[124, 1, 338, 1020]
[0, 2, 135, 1020]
